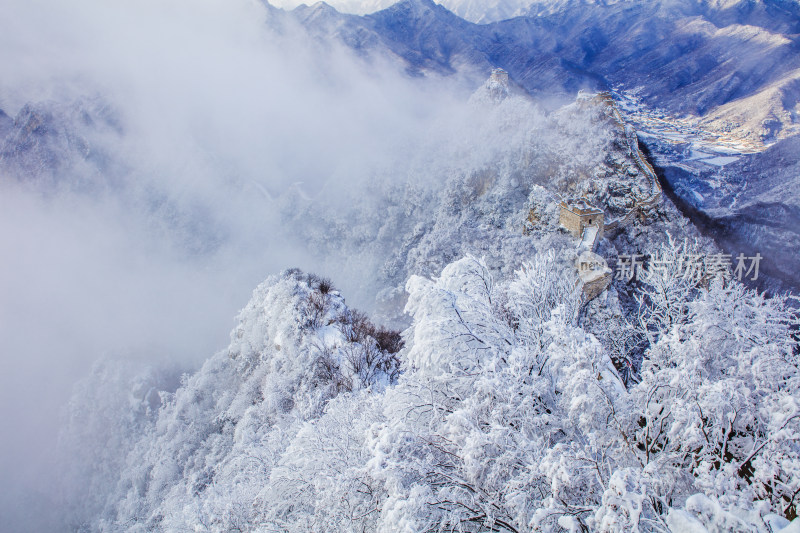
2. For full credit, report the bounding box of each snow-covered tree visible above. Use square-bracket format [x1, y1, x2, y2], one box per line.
[58, 256, 800, 532]
[635, 235, 705, 347]
[266, 391, 387, 532]
[368, 255, 630, 532]
[630, 278, 800, 521]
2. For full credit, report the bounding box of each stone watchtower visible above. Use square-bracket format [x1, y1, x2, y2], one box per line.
[489, 68, 509, 85]
[559, 199, 604, 239]
[559, 199, 609, 299]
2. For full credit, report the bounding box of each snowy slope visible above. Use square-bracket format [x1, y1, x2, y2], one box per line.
[436, 0, 533, 22]
[642, 132, 800, 294]
[60, 269, 402, 529]
[270, 0, 534, 21]
[59, 254, 800, 531]
[289, 0, 800, 141]
[286, 0, 800, 293]
[3, 1, 799, 529]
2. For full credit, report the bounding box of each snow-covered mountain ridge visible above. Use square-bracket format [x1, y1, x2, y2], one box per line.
[286, 0, 800, 294]
[60, 253, 800, 531]
[2, 0, 799, 528]
[50, 68, 800, 532]
[273, 0, 800, 25]
[290, 0, 800, 142]
[59, 269, 402, 529]
[278, 83, 687, 326]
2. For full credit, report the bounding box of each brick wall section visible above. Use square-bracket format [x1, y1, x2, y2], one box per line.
[559, 201, 604, 239]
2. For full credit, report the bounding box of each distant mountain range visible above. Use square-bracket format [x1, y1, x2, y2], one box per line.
[286, 0, 800, 144]
[278, 0, 800, 27]
[3, 0, 799, 291]
[280, 0, 800, 292]
[271, 0, 532, 22]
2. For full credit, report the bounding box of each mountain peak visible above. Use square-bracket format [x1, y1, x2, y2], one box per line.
[292, 1, 339, 15]
[309, 1, 337, 11]
[375, 0, 455, 19]
[477, 67, 511, 103]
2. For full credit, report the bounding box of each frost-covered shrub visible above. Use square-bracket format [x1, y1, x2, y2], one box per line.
[634, 235, 705, 346]
[277, 90, 649, 325]
[369, 255, 627, 532]
[61, 268, 402, 531]
[265, 391, 387, 533]
[60, 257, 800, 532]
[629, 279, 800, 520]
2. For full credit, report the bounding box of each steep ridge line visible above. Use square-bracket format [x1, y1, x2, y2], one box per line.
[599, 92, 663, 233]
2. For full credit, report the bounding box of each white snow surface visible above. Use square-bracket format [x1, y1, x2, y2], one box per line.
[59, 252, 800, 531]
[579, 224, 599, 250]
[270, 0, 534, 21]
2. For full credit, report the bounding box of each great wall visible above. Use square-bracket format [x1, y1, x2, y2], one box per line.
[601, 93, 663, 235]
[557, 92, 664, 300]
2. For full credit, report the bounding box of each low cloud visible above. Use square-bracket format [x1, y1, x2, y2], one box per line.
[0, 0, 472, 526]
